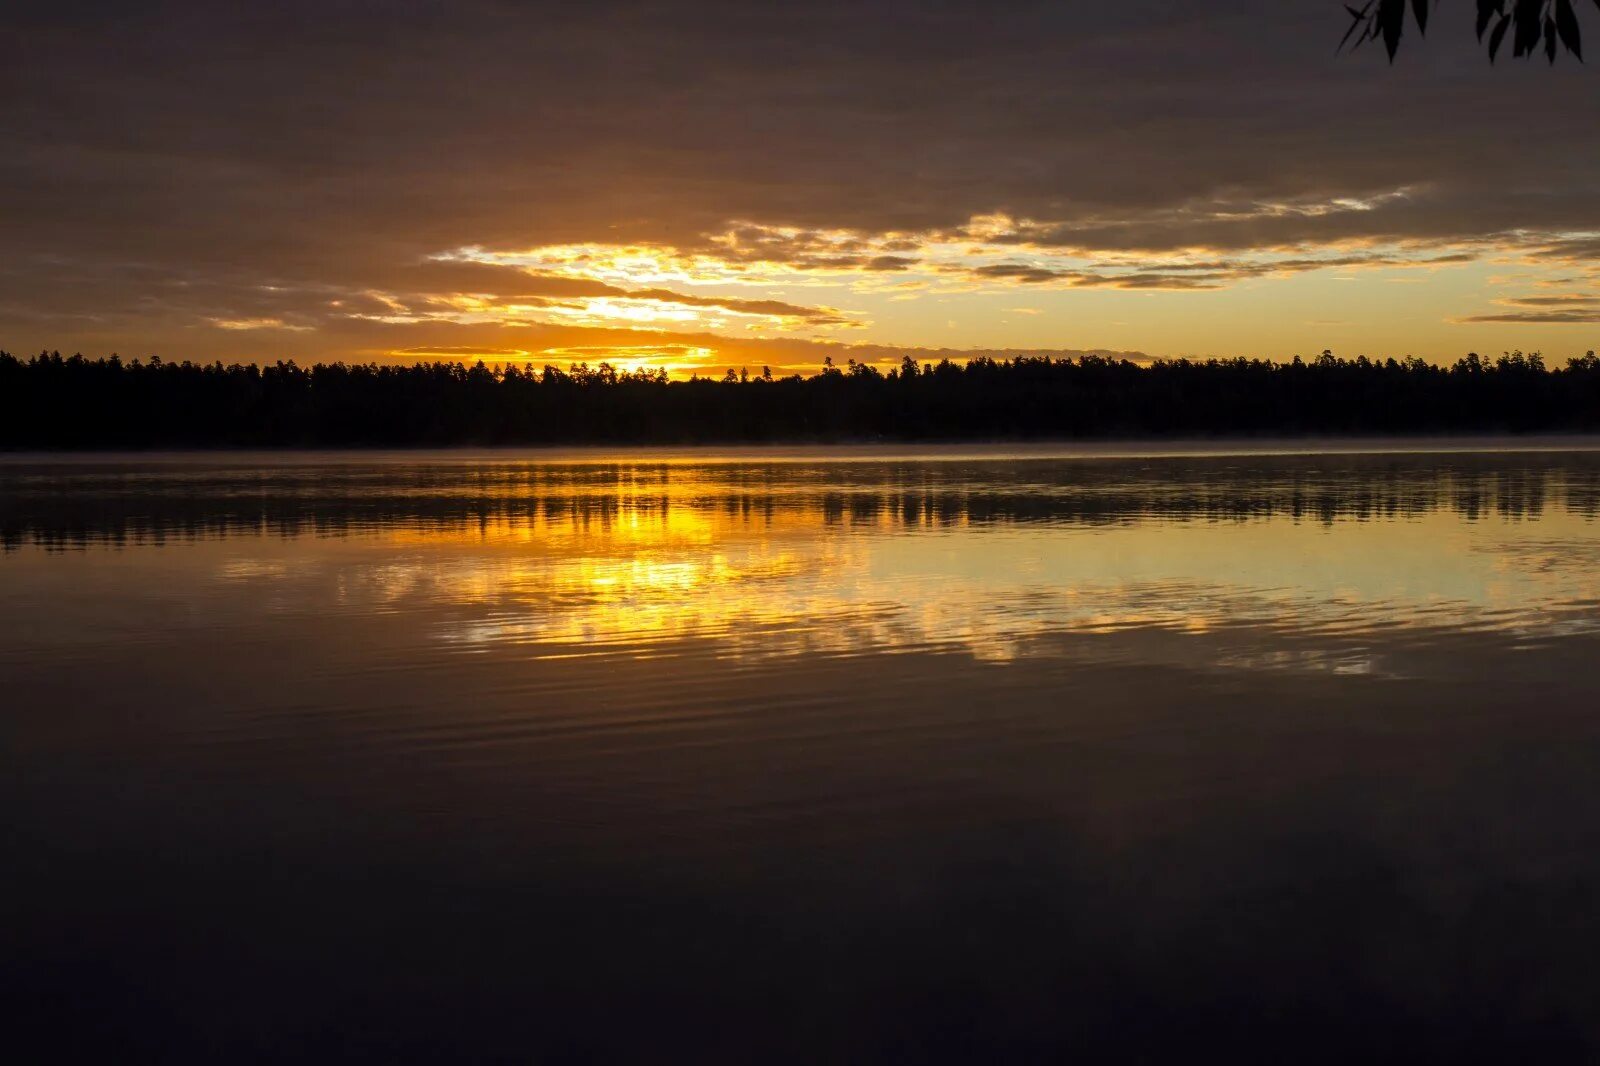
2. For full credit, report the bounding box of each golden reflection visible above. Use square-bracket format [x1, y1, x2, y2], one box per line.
[10, 454, 1600, 671]
[293, 466, 1600, 669]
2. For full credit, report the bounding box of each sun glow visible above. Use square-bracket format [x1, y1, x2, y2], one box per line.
[442, 244, 758, 288]
[331, 210, 1595, 377]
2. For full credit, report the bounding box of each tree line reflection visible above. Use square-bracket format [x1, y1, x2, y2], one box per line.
[5, 454, 1599, 552]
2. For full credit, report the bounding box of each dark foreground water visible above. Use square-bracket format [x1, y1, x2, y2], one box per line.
[6, 444, 1600, 1063]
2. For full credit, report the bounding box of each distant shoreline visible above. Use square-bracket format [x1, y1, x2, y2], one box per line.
[8, 433, 1600, 465]
[8, 352, 1600, 451]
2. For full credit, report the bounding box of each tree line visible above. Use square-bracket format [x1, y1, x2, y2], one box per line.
[3, 348, 1600, 448]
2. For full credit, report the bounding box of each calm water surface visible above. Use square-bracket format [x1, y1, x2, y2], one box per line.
[6, 444, 1600, 1062]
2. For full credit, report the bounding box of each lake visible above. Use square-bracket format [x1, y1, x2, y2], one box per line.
[6, 443, 1600, 1062]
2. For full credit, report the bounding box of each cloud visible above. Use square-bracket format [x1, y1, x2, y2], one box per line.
[392, 346, 537, 359]
[209, 317, 312, 332]
[620, 289, 853, 324]
[4, 1, 1600, 364]
[969, 264, 1074, 284]
[961, 263, 1226, 290]
[1460, 311, 1600, 324]
[1458, 288, 1600, 323]
[1497, 294, 1600, 307]
[954, 249, 1476, 291]
[1528, 237, 1600, 262]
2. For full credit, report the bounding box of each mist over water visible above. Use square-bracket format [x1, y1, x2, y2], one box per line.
[6, 445, 1600, 1061]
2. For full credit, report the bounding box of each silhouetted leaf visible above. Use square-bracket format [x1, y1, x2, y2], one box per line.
[1340, 2, 1373, 51]
[1477, 0, 1504, 38]
[1380, 0, 1406, 58]
[1513, 0, 1544, 57]
[1345, 0, 1591, 61]
[1557, 0, 1583, 58]
[1489, 12, 1512, 59]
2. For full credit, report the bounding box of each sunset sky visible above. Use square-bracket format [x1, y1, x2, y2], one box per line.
[4, 1, 1599, 377]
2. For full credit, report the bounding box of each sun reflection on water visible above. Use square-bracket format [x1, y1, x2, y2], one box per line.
[285, 471, 1600, 671]
[8, 451, 1600, 674]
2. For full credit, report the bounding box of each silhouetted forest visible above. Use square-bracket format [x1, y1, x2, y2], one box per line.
[4, 349, 1600, 448]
